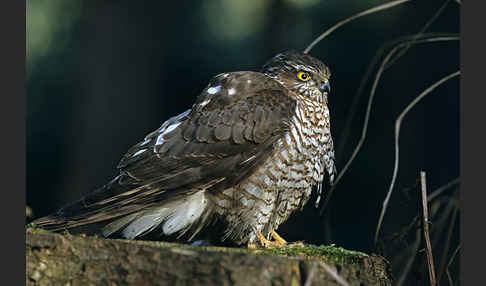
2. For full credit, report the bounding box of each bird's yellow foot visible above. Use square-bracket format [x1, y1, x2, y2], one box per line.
[256, 232, 273, 248]
[271, 231, 287, 246]
[248, 231, 289, 248]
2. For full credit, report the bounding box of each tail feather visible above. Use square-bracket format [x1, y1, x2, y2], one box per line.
[32, 215, 68, 231]
[105, 190, 211, 239]
[31, 175, 149, 233]
[31, 174, 214, 240]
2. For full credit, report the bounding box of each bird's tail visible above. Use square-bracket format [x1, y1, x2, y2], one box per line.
[32, 176, 213, 241]
[30, 176, 135, 233]
[101, 190, 212, 240]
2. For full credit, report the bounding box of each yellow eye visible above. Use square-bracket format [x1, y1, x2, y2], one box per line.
[297, 71, 311, 81]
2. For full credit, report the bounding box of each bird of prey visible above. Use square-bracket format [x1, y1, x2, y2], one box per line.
[33, 51, 336, 248]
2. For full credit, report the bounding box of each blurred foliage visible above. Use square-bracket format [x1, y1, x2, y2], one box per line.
[26, 3, 459, 284]
[26, 0, 82, 78]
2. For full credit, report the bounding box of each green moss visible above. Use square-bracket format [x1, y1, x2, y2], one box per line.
[26, 226, 48, 235]
[184, 243, 367, 265]
[26, 230, 368, 265]
[26, 222, 37, 229]
[26, 227, 56, 235]
[250, 244, 368, 264]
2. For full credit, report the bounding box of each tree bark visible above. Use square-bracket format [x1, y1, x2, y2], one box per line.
[26, 229, 392, 286]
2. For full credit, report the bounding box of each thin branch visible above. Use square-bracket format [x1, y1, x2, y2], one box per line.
[334, 36, 459, 190]
[420, 171, 437, 286]
[303, 0, 411, 54]
[335, 32, 456, 163]
[396, 228, 422, 286]
[428, 178, 460, 202]
[319, 261, 350, 286]
[437, 200, 459, 284]
[304, 262, 318, 286]
[373, 68, 460, 243]
[447, 244, 461, 286]
[320, 34, 458, 215]
[333, 33, 455, 168]
[385, 0, 452, 70]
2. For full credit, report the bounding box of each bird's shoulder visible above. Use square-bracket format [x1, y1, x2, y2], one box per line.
[191, 71, 295, 112]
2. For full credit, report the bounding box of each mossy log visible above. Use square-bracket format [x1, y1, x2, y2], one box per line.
[26, 229, 392, 286]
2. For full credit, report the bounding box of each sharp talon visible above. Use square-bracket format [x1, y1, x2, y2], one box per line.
[256, 232, 271, 248]
[253, 232, 289, 248]
[271, 231, 287, 246]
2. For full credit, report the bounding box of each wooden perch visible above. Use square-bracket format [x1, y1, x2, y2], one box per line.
[26, 229, 392, 286]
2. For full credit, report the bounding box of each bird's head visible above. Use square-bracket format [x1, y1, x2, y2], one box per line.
[262, 51, 331, 103]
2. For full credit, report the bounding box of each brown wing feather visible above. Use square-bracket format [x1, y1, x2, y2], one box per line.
[118, 71, 296, 192]
[34, 71, 297, 231]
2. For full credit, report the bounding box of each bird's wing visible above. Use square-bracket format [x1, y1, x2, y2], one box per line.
[36, 71, 297, 230]
[117, 71, 297, 194]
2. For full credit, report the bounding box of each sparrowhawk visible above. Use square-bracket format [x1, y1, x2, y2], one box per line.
[33, 51, 337, 247]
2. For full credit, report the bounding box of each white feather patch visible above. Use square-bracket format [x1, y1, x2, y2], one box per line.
[121, 212, 168, 239]
[119, 191, 208, 239]
[162, 191, 208, 235]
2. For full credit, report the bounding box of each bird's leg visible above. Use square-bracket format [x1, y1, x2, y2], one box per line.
[270, 231, 287, 246]
[256, 232, 273, 247]
[247, 232, 274, 248]
[248, 232, 288, 248]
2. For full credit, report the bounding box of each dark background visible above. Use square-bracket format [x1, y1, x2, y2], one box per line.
[26, 0, 459, 257]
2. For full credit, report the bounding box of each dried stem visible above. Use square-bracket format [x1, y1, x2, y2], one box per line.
[396, 228, 422, 286]
[303, 0, 411, 54]
[335, 36, 458, 188]
[437, 200, 459, 284]
[320, 33, 457, 214]
[420, 171, 437, 286]
[385, 0, 452, 70]
[304, 262, 318, 286]
[428, 178, 460, 202]
[446, 244, 461, 286]
[319, 261, 350, 286]
[373, 68, 460, 243]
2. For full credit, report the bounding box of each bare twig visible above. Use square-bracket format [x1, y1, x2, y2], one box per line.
[420, 171, 437, 286]
[303, 0, 411, 54]
[385, 0, 452, 70]
[446, 244, 461, 286]
[319, 261, 350, 286]
[374, 68, 460, 243]
[396, 227, 422, 286]
[320, 34, 458, 215]
[333, 32, 455, 166]
[428, 178, 460, 202]
[335, 36, 458, 190]
[304, 262, 318, 286]
[437, 200, 459, 284]
[26, 205, 33, 219]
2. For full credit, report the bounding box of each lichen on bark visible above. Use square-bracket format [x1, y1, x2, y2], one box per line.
[26, 229, 392, 286]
